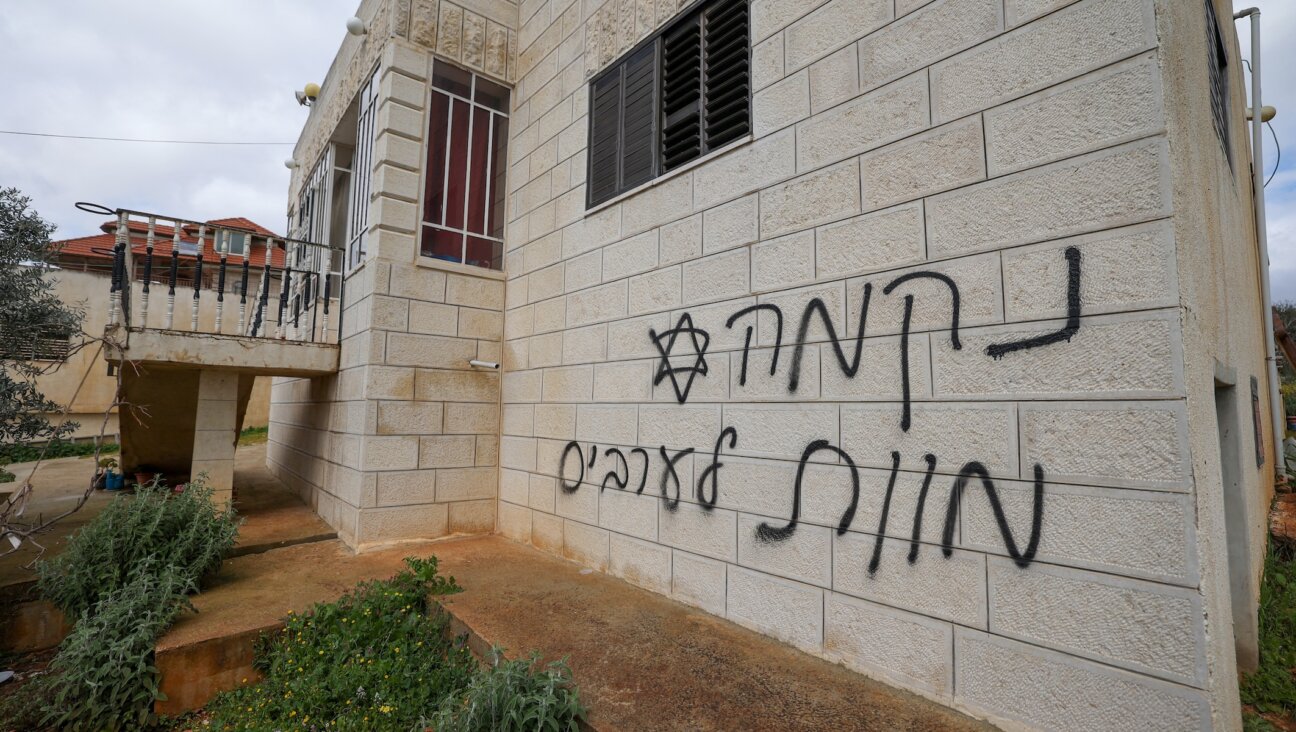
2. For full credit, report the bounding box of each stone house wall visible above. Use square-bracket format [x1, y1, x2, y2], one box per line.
[493, 0, 1267, 728]
[272, 0, 1274, 727]
[268, 0, 515, 547]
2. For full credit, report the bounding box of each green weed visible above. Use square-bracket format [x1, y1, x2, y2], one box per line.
[1241, 543, 1296, 729]
[425, 649, 585, 732]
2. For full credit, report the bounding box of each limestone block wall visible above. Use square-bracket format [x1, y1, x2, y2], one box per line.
[270, 3, 515, 547]
[494, 0, 1267, 728]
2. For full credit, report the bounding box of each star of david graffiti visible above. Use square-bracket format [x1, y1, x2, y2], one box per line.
[650, 312, 711, 404]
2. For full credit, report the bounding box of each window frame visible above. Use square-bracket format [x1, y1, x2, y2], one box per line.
[416, 59, 511, 272]
[585, 0, 752, 209]
[215, 231, 248, 257]
[1204, 0, 1231, 166]
[346, 64, 381, 273]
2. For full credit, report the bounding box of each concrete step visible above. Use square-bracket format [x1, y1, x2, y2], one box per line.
[152, 535, 995, 731]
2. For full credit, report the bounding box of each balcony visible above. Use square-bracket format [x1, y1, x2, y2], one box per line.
[77, 204, 344, 501]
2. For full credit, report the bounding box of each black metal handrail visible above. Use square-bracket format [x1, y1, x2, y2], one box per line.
[81, 202, 345, 345]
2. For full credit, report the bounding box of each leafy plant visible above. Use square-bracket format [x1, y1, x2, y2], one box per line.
[37, 479, 239, 619]
[206, 556, 475, 731]
[425, 650, 586, 732]
[1241, 542, 1296, 727]
[42, 560, 195, 731]
[18, 479, 240, 730]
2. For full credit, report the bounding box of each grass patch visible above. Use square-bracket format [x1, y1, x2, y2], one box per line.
[0, 439, 118, 465]
[1242, 542, 1296, 731]
[202, 557, 584, 731]
[238, 426, 268, 446]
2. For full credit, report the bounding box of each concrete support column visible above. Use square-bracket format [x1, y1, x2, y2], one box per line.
[192, 370, 238, 504]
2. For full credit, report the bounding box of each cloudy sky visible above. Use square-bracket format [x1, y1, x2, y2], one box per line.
[0, 1, 356, 239]
[2, 1, 1295, 300]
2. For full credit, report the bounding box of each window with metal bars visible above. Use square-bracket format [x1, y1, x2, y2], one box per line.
[420, 60, 510, 271]
[347, 65, 380, 271]
[1205, 0, 1230, 165]
[587, 0, 750, 208]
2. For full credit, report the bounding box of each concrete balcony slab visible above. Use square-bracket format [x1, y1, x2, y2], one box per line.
[107, 327, 338, 377]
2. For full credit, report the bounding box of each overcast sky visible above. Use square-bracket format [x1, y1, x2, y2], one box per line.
[0, 1, 357, 239]
[2, 1, 1295, 301]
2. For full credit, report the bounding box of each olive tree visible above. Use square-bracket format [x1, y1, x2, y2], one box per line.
[0, 187, 83, 449]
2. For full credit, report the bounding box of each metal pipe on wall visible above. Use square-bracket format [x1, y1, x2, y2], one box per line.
[1234, 6, 1286, 477]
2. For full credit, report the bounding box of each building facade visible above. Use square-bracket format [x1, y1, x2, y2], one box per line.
[270, 0, 1278, 728]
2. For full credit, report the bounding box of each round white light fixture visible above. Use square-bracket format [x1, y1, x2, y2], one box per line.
[284, 159, 299, 169]
[346, 16, 367, 36]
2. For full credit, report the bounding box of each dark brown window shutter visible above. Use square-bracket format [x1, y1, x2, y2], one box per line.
[589, 69, 622, 206]
[703, 0, 750, 149]
[662, 14, 703, 172]
[620, 44, 659, 190]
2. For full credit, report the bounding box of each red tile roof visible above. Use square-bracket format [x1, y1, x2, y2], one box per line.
[204, 217, 279, 237]
[53, 218, 287, 269]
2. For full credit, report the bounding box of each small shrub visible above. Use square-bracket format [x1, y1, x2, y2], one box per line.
[29, 478, 239, 730]
[38, 479, 239, 618]
[42, 561, 195, 731]
[425, 650, 586, 732]
[206, 556, 475, 731]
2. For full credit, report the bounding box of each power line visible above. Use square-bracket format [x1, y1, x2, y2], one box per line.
[0, 130, 294, 145]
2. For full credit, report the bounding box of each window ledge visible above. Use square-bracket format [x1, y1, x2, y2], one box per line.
[584, 134, 755, 217]
[415, 254, 507, 281]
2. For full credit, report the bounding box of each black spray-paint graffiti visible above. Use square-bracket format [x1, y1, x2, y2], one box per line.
[557, 431, 1045, 573]
[648, 247, 1082, 431]
[985, 246, 1081, 359]
[650, 312, 711, 403]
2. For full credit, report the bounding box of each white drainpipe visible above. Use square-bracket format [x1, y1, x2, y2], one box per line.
[1234, 7, 1286, 476]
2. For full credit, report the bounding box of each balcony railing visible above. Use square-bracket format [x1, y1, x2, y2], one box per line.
[77, 203, 345, 345]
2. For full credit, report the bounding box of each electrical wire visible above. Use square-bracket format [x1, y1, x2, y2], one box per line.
[0, 130, 293, 145]
[1239, 59, 1281, 188]
[1266, 119, 1280, 188]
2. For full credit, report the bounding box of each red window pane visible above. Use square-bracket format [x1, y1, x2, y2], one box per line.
[488, 114, 509, 240]
[423, 92, 450, 226]
[444, 99, 470, 231]
[465, 236, 501, 271]
[422, 226, 463, 263]
[466, 107, 491, 235]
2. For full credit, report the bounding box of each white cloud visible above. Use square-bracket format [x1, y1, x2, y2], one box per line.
[0, 1, 359, 238]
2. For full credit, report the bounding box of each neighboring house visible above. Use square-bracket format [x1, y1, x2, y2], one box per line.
[192, 0, 1277, 728]
[37, 218, 287, 441]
